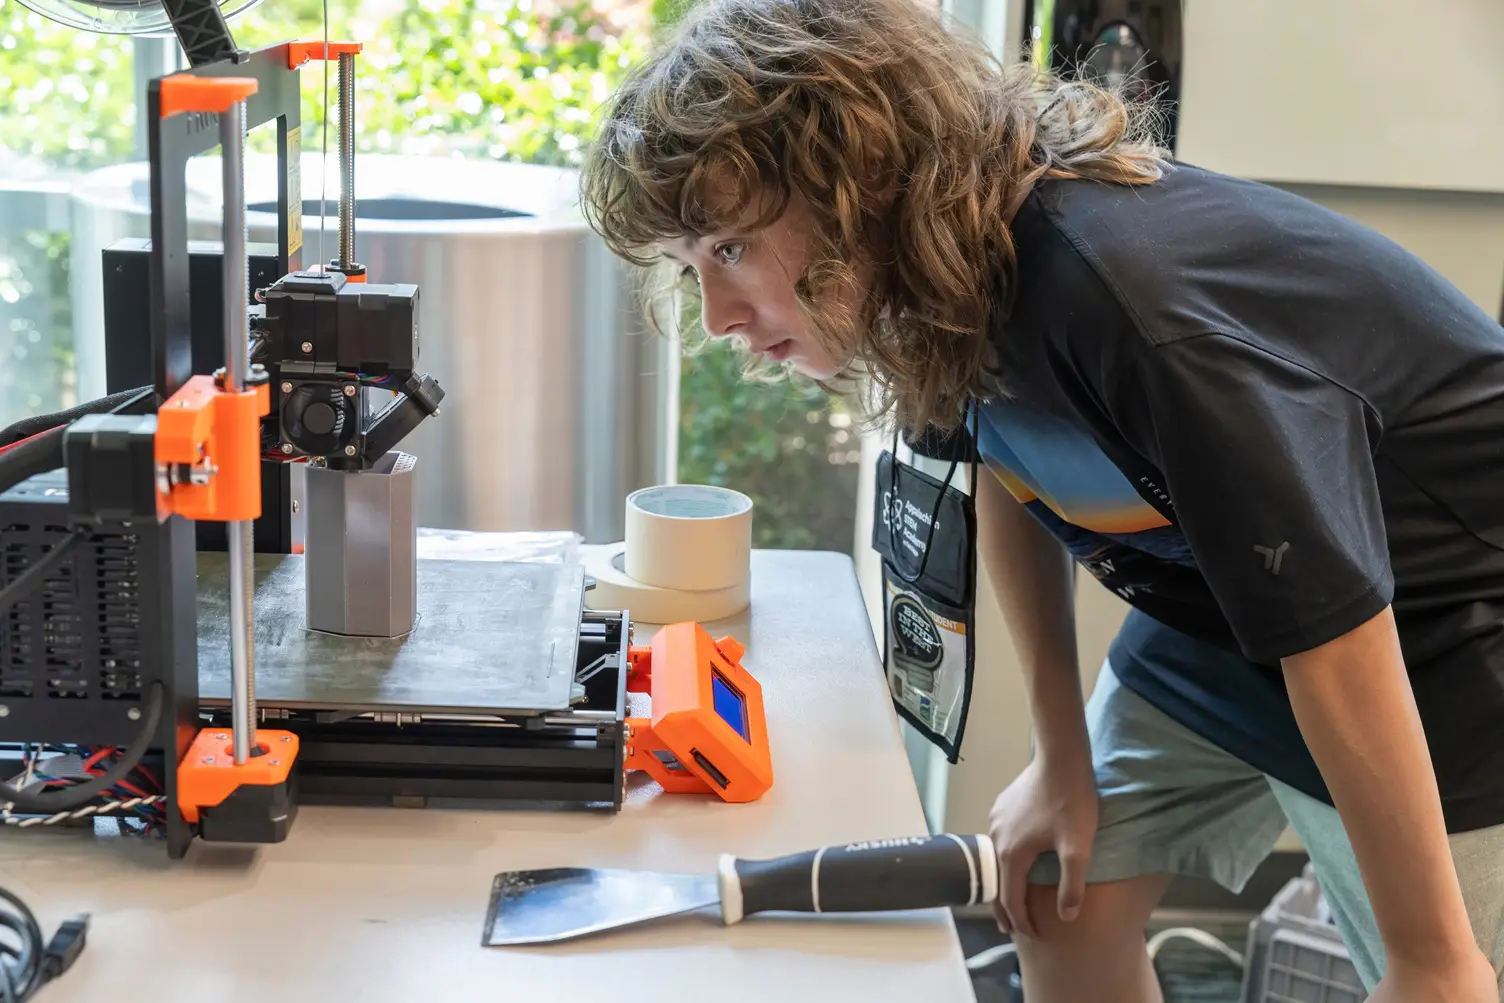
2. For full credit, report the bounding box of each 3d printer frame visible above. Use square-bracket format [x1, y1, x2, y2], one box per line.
[0, 19, 643, 857]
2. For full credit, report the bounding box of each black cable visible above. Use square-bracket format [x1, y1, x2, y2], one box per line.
[0, 427, 65, 497]
[0, 385, 151, 448]
[0, 530, 85, 620]
[0, 887, 87, 1002]
[0, 888, 40, 1003]
[0, 682, 164, 815]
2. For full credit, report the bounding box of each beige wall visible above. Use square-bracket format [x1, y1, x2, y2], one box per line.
[1177, 0, 1504, 195]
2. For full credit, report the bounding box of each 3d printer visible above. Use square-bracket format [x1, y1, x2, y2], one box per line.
[0, 2, 587, 858]
[0, 0, 771, 861]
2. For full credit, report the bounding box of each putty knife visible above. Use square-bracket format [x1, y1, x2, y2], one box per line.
[483, 832, 998, 945]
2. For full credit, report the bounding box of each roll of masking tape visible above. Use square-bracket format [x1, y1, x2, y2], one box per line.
[584, 544, 751, 624]
[583, 484, 754, 624]
[623, 485, 753, 592]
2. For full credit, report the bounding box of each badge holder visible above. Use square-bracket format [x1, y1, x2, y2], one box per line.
[871, 411, 979, 762]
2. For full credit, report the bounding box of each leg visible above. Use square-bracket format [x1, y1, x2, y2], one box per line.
[1014, 873, 1174, 1003]
[1270, 778, 1504, 994]
[1014, 663, 1291, 1002]
[1265, 780, 1384, 990]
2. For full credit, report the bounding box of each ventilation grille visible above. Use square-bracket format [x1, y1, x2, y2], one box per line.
[1, 523, 143, 702]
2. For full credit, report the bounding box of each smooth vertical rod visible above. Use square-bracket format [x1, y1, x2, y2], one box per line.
[223, 101, 248, 390]
[337, 51, 356, 270]
[221, 99, 257, 765]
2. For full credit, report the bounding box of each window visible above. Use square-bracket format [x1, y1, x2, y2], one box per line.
[678, 339, 863, 553]
[0, 6, 140, 429]
[3, 0, 861, 555]
[0, 0, 652, 444]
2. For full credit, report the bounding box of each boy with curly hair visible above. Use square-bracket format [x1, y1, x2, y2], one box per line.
[581, 2, 1504, 999]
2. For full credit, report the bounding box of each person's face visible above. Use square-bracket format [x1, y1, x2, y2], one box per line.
[662, 193, 847, 380]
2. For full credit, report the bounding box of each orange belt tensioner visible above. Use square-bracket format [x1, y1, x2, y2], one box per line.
[624, 622, 774, 803]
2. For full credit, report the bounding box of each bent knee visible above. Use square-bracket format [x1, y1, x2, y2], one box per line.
[1013, 874, 1171, 959]
[1011, 876, 1171, 1003]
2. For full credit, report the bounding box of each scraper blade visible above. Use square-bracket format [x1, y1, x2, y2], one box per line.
[484, 867, 719, 945]
[483, 832, 999, 946]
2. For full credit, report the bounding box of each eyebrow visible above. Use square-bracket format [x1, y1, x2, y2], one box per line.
[659, 230, 745, 264]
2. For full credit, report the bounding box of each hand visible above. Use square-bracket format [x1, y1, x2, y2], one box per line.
[1370, 948, 1500, 1003]
[987, 752, 1099, 938]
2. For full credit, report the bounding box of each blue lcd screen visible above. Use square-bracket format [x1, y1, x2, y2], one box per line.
[711, 670, 750, 742]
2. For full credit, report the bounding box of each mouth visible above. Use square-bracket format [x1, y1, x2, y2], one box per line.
[756, 339, 794, 362]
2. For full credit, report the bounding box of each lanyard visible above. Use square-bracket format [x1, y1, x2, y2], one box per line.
[885, 405, 979, 585]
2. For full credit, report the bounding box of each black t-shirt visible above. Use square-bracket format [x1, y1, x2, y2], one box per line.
[974, 162, 1504, 833]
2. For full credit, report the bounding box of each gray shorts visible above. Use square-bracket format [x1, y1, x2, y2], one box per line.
[1026, 662, 1504, 992]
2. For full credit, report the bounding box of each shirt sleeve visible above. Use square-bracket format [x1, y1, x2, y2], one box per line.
[1108, 333, 1393, 662]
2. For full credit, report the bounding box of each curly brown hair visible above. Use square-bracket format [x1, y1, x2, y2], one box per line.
[580, 0, 1169, 432]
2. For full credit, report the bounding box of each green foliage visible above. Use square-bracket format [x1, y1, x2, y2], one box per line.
[0, 4, 136, 170]
[649, 0, 694, 28]
[1029, 0, 1055, 67]
[677, 338, 862, 553]
[237, 0, 648, 168]
[0, 0, 647, 171]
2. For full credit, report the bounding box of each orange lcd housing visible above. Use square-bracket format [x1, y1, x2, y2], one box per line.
[624, 622, 773, 803]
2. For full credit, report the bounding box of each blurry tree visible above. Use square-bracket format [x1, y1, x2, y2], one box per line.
[0, 3, 136, 426]
[0, 0, 647, 425]
[236, 0, 647, 168]
[0, 5, 135, 170]
[677, 336, 863, 552]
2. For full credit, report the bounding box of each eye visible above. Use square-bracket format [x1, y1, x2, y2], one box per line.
[714, 242, 745, 266]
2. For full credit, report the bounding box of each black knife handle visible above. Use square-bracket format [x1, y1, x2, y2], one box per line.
[717, 833, 998, 924]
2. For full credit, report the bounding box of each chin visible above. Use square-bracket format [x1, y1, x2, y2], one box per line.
[792, 360, 841, 381]
[790, 345, 850, 381]
[784, 347, 842, 381]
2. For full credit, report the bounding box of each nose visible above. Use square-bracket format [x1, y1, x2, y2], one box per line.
[697, 277, 753, 340]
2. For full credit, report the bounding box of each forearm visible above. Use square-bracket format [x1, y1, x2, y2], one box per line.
[1282, 606, 1477, 966]
[976, 473, 1088, 763]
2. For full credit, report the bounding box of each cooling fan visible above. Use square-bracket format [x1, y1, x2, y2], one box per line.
[14, 0, 263, 35]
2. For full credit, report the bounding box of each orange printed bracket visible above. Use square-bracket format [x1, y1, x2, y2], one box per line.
[159, 75, 259, 118]
[155, 374, 270, 523]
[287, 40, 364, 68]
[176, 728, 298, 824]
[624, 622, 773, 804]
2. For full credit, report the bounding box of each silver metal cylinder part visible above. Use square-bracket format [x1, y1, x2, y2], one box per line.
[222, 101, 248, 391]
[221, 100, 257, 765]
[227, 520, 257, 763]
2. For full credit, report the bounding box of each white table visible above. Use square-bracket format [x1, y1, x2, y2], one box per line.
[0, 549, 977, 1003]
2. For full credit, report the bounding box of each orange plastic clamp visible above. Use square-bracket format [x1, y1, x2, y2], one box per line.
[287, 40, 364, 69]
[176, 729, 298, 824]
[625, 644, 653, 693]
[624, 714, 716, 795]
[155, 375, 270, 522]
[623, 623, 772, 803]
[159, 75, 259, 119]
